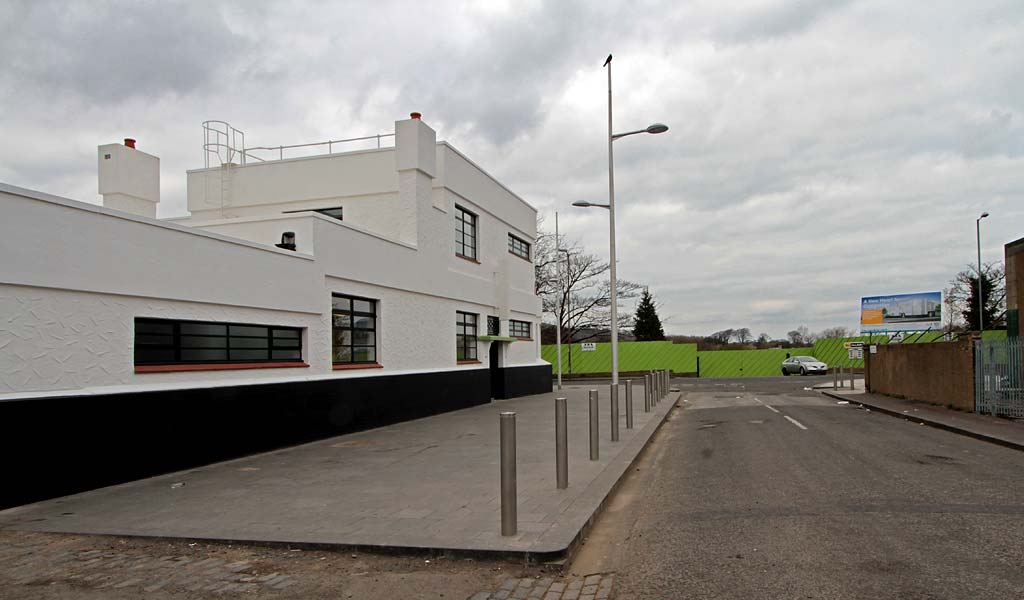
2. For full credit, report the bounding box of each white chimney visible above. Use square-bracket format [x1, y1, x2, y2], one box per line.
[98, 138, 160, 218]
[394, 112, 436, 246]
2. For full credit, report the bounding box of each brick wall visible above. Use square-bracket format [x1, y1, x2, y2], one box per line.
[1006, 236, 1023, 338]
[866, 340, 975, 411]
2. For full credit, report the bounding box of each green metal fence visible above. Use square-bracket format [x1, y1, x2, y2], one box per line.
[541, 332, 1009, 379]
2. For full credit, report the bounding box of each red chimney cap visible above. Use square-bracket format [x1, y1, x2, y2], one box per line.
[410, 112, 421, 120]
[124, 138, 136, 149]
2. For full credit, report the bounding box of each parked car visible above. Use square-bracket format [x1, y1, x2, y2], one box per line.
[781, 356, 828, 376]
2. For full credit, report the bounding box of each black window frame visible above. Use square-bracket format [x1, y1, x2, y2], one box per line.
[134, 318, 303, 365]
[332, 293, 378, 365]
[508, 234, 530, 261]
[281, 206, 343, 222]
[455, 205, 478, 260]
[314, 207, 343, 221]
[456, 311, 479, 361]
[510, 320, 531, 339]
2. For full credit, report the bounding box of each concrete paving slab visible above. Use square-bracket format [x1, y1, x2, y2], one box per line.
[0, 385, 676, 560]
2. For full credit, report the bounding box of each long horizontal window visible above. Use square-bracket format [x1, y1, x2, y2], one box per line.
[510, 320, 531, 339]
[332, 294, 377, 364]
[134, 318, 303, 365]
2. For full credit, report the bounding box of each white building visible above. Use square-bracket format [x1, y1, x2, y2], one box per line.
[0, 113, 550, 508]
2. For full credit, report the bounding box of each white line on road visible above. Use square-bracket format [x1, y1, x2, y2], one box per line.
[784, 415, 808, 430]
[754, 398, 781, 414]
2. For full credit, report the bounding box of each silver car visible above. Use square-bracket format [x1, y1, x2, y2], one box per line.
[781, 356, 828, 376]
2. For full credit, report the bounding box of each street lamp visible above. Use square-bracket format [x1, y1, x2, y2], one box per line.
[977, 212, 989, 333]
[574, 53, 667, 387]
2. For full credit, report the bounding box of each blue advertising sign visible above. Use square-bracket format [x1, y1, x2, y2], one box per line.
[861, 291, 942, 332]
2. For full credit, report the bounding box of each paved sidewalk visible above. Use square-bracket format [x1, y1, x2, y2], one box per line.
[0, 385, 676, 560]
[821, 389, 1024, 451]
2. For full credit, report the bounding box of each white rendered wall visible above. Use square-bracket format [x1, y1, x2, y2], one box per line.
[186, 150, 396, 218]
[0, 186, 321, 314]
[0, 283, 323, 394]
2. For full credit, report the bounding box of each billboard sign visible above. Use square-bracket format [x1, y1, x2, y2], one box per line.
[861, 292, 942, 332]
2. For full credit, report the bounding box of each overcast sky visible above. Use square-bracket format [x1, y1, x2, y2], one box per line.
[2, 0, 1021, 338]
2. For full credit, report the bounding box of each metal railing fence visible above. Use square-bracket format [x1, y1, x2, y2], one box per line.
[975, 337, 1024, 418]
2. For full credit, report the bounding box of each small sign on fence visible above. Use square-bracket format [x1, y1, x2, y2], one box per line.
[848, 347, 863, 360]
[580, 342, 596, 352]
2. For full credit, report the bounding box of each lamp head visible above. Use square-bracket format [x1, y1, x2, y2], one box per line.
[646, 123, 669, 134]
[572, 201, 592, 208]
[979, 212, 989, 219]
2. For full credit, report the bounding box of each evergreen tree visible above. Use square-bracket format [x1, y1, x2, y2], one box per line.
[963, 272, 1000, 331]
[632, 289, 665, 341]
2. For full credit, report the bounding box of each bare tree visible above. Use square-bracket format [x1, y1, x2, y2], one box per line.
[707, 329, 735, 345]
[818, 326, 850, 339]
[734, 327, 752, 344]
[787, 325, 814, 346]
[535, 220, 643, 344]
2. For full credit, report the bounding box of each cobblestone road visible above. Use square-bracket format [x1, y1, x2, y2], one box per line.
[468, 574, 616, 600]
[0, 530, 567, 599]
[0, 533, 296, 595]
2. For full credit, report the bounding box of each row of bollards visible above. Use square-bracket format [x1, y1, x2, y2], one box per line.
[498, 370, 674, 536]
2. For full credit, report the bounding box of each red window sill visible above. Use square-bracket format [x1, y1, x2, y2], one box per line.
[456, 254, 481, 264]
[136, 362, 310, 374]
[457, 359, 481, 365]
[514, 337, 533, 341]
[333, 363, 383, 371]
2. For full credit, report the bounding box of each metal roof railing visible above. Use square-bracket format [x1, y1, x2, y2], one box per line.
[203, 121, 395, 167]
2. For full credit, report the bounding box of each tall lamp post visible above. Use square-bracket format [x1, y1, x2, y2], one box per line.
[557, 247, 572, 387]
[977, 212, 989, 334]
[573, 53, 667, 387]
[554, 212, 574, 390]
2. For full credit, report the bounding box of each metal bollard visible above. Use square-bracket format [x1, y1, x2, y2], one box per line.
[589, 389, 599, 461]
[849, 366, 855, 390]
[499, 412, 517, 536]
[555, 398, 568, 490]
[644, 373, 651, 412]
[625, 379, 634, 429]
[610, 384, 620, 442]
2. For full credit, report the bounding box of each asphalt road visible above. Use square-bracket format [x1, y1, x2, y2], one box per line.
[574, 376, 1024, 599]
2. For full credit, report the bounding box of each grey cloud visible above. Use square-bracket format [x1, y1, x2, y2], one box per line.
[0, 1, 249, 102]
[715, 0, 853, 42]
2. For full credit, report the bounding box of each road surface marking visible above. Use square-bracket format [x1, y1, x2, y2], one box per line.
[754, 398, 781, 414]
[784, 415, 808, 430]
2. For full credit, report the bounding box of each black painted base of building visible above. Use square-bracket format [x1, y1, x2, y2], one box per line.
[1, 366, 552, 510]
[493, 364, 553, 399]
